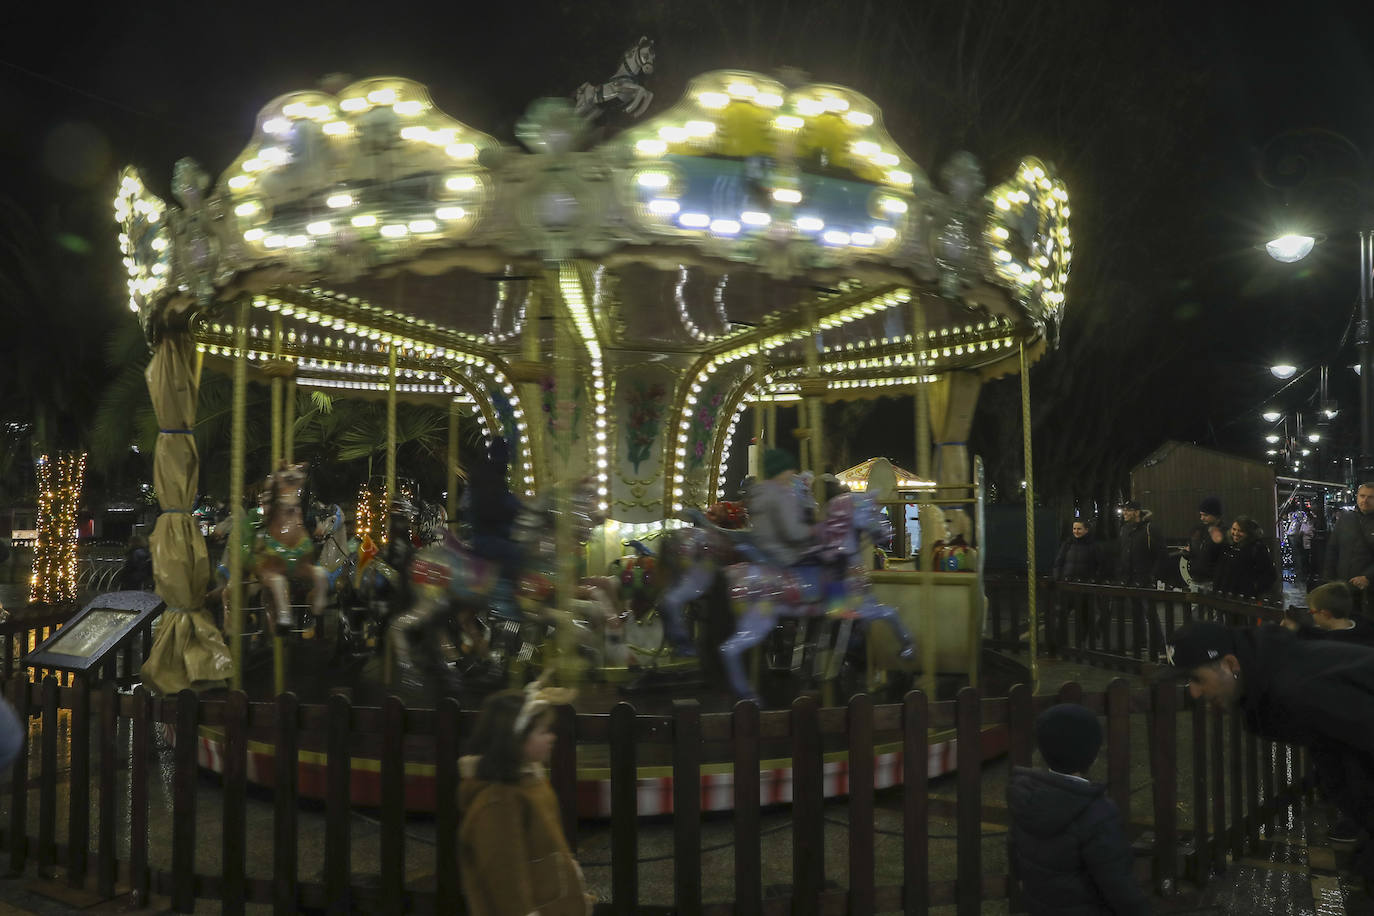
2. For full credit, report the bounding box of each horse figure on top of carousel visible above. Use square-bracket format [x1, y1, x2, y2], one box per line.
[709, 449, 916, 700]
[253, 461, 328, 633]
[574, 36, 656, 122]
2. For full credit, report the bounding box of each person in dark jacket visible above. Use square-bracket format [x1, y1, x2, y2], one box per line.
[1116, 501, 1167, 658]
[1053, 520, 1105, 646]
[1323, 483, 1374, 616]
[1183, 496, 1225, 590]
[1008, 704, 1151, 915]
[1212, 516, 1277, 599]
[1115, 501, 1166, 585]
[1167, 620, 1374, 889]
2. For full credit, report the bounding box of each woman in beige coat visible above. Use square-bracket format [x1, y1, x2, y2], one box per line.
[458, 685, 592, 916]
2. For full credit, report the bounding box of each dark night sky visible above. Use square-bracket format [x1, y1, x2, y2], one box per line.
[3, 1, 1374, 492]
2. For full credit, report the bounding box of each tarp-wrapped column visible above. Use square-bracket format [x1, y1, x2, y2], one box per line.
[139, 330, 233, 694]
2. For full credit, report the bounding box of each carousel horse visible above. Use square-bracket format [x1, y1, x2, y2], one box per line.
[716, 491, 916, 700]
[574, 36, 656, 121]
[609, 500, 749, 658]
[313, 503, 352, 592]
[389, 479, 607, 694]
[252, 462, 328, 632]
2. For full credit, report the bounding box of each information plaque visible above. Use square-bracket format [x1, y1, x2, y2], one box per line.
[25, 591, 165, 675]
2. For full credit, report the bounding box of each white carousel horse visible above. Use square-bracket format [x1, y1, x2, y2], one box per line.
[718, 491, 916, 700]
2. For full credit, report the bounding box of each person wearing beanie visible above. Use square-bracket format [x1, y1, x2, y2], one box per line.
[1008, 704, 1150, 915]
[1183, 497, 1224, 590]
[746, 448, 816, 567]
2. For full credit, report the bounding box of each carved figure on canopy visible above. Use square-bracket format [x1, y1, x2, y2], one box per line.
[574, 36, 656, 122]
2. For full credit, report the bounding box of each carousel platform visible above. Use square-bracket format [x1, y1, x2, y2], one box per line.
[181, 629, 1025, 818]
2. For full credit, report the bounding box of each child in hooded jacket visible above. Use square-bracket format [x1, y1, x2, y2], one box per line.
[458, 685, 592, 916]
[1007, 704, 1150, 915]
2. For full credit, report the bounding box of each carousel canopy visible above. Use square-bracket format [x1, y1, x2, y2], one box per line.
[113, 70, 1073, 518]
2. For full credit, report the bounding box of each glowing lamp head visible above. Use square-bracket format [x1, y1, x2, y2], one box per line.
[1261, 409, 1282, 422]
[1265, 233, 1315, 263]
[1270, 364, 1298, 380]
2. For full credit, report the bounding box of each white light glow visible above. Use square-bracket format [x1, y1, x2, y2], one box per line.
[1265, 234, 1315, 263]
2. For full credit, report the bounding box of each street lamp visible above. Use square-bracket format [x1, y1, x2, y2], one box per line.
[1266, 233, 1316, 262]
[1270, 363, 1298, 379]
[1259, 127, 1374, 481]
[1262, 407, 1283, 422]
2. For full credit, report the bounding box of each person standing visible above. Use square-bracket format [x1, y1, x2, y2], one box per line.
[1116, 501, 1167, 658]
[1052, 520, 1105, 646]
[1285, 507, 1315, 587]
[1323, 483, 1374, 615]
[1167, 621, 1374, 892]
[1183, 497, 1225, 591]
[1213, 516, 1278, 599]
[458, 684, 592, 916]
[1007, 704, 1151, 915]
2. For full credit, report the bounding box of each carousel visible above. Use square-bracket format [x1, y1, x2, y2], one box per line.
[113, 45, 1070, 812]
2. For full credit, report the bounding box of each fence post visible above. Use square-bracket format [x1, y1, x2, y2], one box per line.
[1006, 683, 1032, 914]
[955, 687, 982, 916]
[903, 690, 929, 916]
[1210, 707, 1226, 875]
[792, 695, 824, 916]
[733, 699, 762, 916]
[274, 693, 300, 915]
[37, 676, 58, 879]
[1149, 679, 1178, 896]
[325, 692, 352, 914]
[380, 695, 407, 915]
[1188, 694, 1208, 882]
[7, 677, 30, 874]
[97, 682, 117, 896]
[129, 687, 150, 907]
[435, 698, 462, 913]
[222, 691, 248, 916]
[848, 693, 875, 915]
[609, 702, 638, 915]
[673, 699, 702, 914]
[67, 676, 90, 888]
[172, 689, 199, 913]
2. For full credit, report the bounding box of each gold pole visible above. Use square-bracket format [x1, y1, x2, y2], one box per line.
[914, 300, 937, 697]
[270, 316, 283, 467]
[751, 350, 765, 479]
[383, 343, 399, 686]
[386, 343, 398, 509]
[555, 285, 579, 683]
[1020, 342, 1039, 693]
[448, 399, 461, 528]
[284, 378, 296, 464]
[229, 300, 249, 690]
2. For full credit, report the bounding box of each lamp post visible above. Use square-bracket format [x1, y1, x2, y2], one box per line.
[1258, 128, 1374, 482]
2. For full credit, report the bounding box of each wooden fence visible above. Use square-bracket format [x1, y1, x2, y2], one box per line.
[985, 574, 1288, 671]
[0, 674, 1306, 915]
